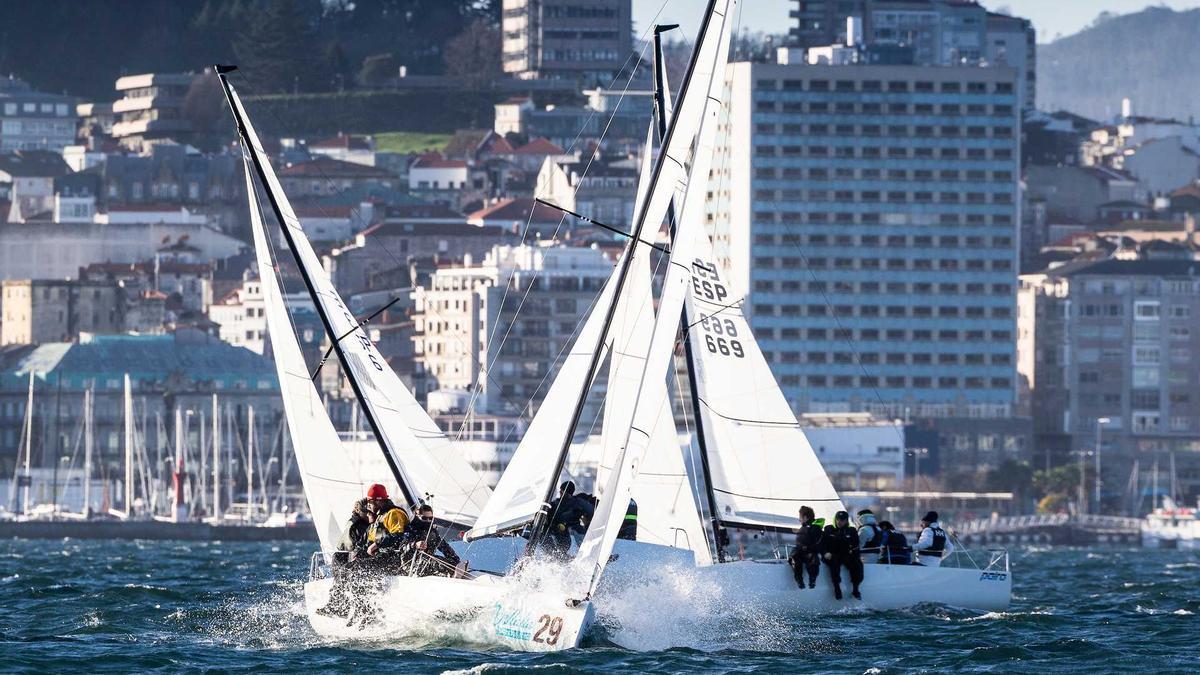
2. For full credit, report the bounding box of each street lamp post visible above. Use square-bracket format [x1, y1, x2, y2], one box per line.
[909, 447, 928, 526]
[1095, 417, 1111, 515]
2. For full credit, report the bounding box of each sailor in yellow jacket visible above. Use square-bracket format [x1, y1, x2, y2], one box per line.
[361, 483, 409, 559]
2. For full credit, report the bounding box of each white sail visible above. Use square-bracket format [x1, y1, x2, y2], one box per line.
[573, 0, 736, 596]
[685, 229, 846, 530]
[224, 82, 490, 525]
[244, 161, 371, 550]
[463, 258, 622, 541]
[600, 123, 709, 561]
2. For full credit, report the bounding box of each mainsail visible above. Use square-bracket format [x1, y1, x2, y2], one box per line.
[684, 229, 846, 530]
[244, 159, 375, 550]
[217, 72, 490, 526]
[573, 0, 736, 596]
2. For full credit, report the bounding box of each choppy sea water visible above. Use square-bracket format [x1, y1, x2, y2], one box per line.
[0, 539, 1196, 673]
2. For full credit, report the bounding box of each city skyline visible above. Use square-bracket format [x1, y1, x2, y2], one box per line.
[634, 0, 1200, 43]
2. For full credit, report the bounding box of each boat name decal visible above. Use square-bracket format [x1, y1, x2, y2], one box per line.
[492, 603, 535, 641]
[979, 572, 1007, 582]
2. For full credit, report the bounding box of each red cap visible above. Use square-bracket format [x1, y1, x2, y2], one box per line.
[366, 483, 388, 499]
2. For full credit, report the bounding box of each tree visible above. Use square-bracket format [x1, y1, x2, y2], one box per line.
[444, 18, 501, 89]
[233, 0, 323, 93]
[358, 53, 397, 87]
[181, 72, 230, 152]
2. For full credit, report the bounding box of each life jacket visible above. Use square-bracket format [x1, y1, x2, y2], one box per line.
[879, 530, 912, 563]
[617, 500, 637, 540]
[924, 525, 947, 557]
[367, 503, 409, 546]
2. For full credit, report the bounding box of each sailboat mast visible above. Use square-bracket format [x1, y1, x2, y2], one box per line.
[654, 24, 725, 561]
[173, 406, 185, 521]
[526, 1, 724, 553]
[123, 374, 134, 517]
[247, 405, 256, 522]
[83, 387, 93, 518]
[212, 394, 221, 520]
[214, 68, 416, 508]
[20, 372, 34, 515]
[198, 409, 208, 515]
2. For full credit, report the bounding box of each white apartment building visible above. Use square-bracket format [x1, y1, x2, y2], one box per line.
[0, 76, 76, 152]
[413, 242, 613, 417]
[111, 73, 197, 151]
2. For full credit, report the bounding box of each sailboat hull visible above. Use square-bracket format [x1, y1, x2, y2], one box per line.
[304, 574, 593, 651]
[693, 557, 1012, 614]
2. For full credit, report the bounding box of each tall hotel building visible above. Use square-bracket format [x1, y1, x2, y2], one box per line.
[709, 60, 1023, 452]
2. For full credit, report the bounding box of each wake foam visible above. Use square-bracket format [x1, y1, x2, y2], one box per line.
[593, 558, 801, 652]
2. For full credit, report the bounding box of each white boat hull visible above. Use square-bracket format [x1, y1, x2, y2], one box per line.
[693, 558, 1012, 614]
[305, 573, 593, 652]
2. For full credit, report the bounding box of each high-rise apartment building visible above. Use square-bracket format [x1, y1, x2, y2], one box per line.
[412, 242, 612, 418]
[1019, 257, 1200, 502]
[501, 0, 632, 83]
[790, 2, 1035, 110]
[790, 1, 868, 50]
[709, 61, 1023, 463]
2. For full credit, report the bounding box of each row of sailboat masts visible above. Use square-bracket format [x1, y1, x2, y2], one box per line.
[7, 373, 296, 523]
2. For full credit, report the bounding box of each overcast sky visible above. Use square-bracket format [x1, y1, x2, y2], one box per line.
[633, 0, 1200, 44]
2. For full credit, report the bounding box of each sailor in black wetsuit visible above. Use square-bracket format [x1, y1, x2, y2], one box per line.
[545, 481, 593, 556]
[397, 504, 462, 577]
[788, 505, 824, 589]
[876, 521, 912, 564]
[820, 510, 864, 600]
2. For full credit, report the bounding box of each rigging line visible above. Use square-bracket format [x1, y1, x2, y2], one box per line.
[455, 41, 654, 441]
[683, 296, 745, 329]
[308, 295, 403, 381]
[535, 198, 671, 254]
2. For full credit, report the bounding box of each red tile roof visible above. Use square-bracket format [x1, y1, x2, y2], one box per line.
[468, 197, 562, 225]
[294, 205, 355, 218]
[411, 152, 468, 169]
[514, 138, 565, 155]
[281, 156, 393, 177]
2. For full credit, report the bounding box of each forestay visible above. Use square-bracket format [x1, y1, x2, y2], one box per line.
[463, 259, 622, 541]
[572, 0, 736, 597]
[600, 122, 710, 561]
[223, 82, 490, 526]
[684, 227, 846, 530]
[244, 160, 371, 551]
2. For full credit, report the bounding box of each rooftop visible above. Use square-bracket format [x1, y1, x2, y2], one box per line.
[281, 156, 394, 178]
[0, 333, 276, 389]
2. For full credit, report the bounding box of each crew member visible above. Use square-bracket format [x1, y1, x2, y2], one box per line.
[358, 483, 410, 572]
[788, 505, 824, 589]
[914, 510, 954, 567]
[876, 521, 912, 565]
[316, 497, 372, 617]
[617, 499, 638, 540]
[820, 510, 864, 600]
[397, 504, 462, 577]
[545, 481, 593, 555]
[856, 509, 883, 562]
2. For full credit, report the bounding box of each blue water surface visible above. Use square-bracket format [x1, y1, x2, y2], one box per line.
[0, 539, 1196, 673]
